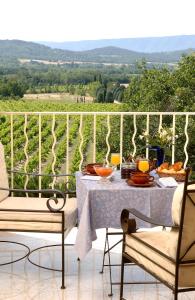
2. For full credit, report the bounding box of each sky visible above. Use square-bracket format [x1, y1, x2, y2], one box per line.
[0, 0, 195, 42]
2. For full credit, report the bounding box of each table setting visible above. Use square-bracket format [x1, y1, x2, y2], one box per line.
[80, 153, 186, 188]
[75, 154, 186, 259]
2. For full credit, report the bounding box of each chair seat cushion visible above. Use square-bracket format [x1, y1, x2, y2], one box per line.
[0, 196, 77, 233]
[125, 230, 195, 287]
[131, 230, 179, 259]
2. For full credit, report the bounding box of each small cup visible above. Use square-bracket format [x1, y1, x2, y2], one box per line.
[131, 172, 154, 184]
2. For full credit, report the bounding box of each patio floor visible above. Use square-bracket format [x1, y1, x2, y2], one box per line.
[0, 229, 194, 300]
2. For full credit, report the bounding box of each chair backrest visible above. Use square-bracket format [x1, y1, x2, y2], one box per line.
[0, 142, 9, 202]
[180, 182, 195, 261]
[172, 170, 195, 261]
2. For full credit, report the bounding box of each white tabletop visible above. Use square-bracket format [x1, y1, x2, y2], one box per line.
[74, 171, 175, 259]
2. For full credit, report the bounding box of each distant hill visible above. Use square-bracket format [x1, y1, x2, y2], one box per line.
[39, 35, 195, 53]
[0, 39, 194, 65]
[0, 39, 73, 59]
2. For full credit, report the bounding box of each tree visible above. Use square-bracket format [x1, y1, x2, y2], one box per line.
[173, 54, 195, 110]
[68, 85, 76, 95]
[105, 90, 114, 103]
[87, 82, 102, 98]
[95, 86, 106, 102]
[0, 78, 26, 99]
[123, 53, 195, 112]
[113, 84, 125, 102]
[123, 68, 175, 111]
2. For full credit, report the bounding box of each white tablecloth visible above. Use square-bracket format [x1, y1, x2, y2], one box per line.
[74, 171, 175, 259]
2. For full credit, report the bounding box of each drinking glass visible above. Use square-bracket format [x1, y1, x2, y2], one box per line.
[111, 153, 120, 170]
[121, 162, 136, 179]
[138, 159, 150, 173]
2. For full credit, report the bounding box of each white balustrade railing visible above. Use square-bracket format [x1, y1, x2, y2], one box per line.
[0, 111, 194, 190]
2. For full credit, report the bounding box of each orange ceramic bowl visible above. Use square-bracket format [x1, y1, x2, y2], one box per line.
[94, 166, 113, 177]
[131, 172, 154, 184]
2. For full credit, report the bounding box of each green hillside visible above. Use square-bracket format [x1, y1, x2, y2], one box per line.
[0, 39, 194, 64]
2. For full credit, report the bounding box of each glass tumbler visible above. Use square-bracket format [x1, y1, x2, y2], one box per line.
[121, 162, 136, 179]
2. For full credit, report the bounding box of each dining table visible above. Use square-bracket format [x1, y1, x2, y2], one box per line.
[74, 171, 176, 260]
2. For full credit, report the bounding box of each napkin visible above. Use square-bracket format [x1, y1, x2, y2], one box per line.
[158, 177, 179, 188]
[81, 175, 101, 181]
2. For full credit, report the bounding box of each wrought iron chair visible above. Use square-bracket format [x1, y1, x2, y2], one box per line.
[0, 141, 77, 289]
[120, 168, 195, 300]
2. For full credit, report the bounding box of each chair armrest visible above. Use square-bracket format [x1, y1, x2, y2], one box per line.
[121, 208, 178, 234]
[0, 186, 67, 212]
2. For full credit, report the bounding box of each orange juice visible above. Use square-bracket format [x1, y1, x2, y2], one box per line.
[138, 160, 149, 172]
[111, 153, 120, 166]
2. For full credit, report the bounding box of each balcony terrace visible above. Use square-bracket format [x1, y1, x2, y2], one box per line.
[0, 111, 195, 187]
[0, 111, 195, 300]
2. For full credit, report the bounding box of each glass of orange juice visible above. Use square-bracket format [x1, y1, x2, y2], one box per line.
[111, 153, 121, 170]
[138, 159, 150, 173]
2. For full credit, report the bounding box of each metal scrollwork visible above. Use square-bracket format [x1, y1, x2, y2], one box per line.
[46, 196, 66, 212]
[64, 181, 75, 194]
